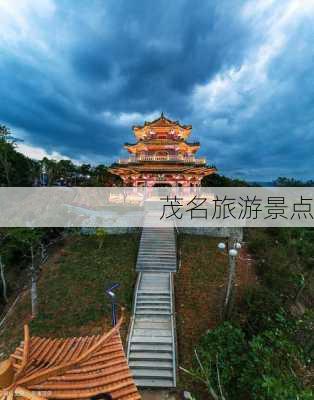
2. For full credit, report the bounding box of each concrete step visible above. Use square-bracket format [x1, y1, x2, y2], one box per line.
[137, 261, 176, 265]
[137, 266, 176, 270]
[137, 295, 170, 300]
[134, 321, 171, 329]
[139, 248, 176, 251]
[138, 268, 175, 271]
[141, 238, 175, 242]
[130, 343, 172, 353]
[131, 336, 172, 344]
[136, 310, 171, 316]
[140, 244, 175, 247]
[132, 329, 172, 337]
[137, 301, 171, 306]
[138, 256, 176, 260]
[136, 305, 171, 310]
[139, 280, 169, 286]
[139, 279, 170, 284]
[129, 352, 173, 361]
[138, 267, 176, 270]
[129, 360, 173, 370]
[137, 289, 171, 294]
[139, 282, 169, 287]
[137, 268, 176, 272]
[137, 256, 176, 260]
[138, 264, 176, 267]
[138, 251, 176, 255]
[138, 253, 176, 256]
[135, 315, 171, 322]
[139, 247, 175, 250]
[132, 369, 173, 379]
[141, 272, 170, 277]
[134, 378, 174, 388]
[137, 304, 171, 309]
[142, 237, 174, 239]
[137, 291, 170, 296]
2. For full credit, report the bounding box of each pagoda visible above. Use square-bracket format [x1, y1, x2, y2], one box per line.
[109, 113, 216, 187]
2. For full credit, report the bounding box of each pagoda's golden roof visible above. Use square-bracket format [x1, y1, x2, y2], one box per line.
[132, 113, 192, 140]
[0, 311, 140, 400]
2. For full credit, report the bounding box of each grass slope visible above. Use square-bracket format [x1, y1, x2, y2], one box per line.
[0, 233, 139, 356]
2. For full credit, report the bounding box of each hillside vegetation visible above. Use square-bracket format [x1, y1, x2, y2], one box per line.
[184, 228, 313, 400]
[0, 233, 139, 356]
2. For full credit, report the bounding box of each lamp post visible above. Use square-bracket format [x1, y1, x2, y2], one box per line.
[105, 283, 120, 326]
[40, 162, 48, 186]
[218, 238, 241, 319]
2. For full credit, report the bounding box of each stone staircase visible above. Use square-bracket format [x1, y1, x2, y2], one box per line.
[127, 227, 177, 388]
[136, 228, 177, 273]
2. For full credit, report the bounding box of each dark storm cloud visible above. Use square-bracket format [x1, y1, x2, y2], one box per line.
[0, 0, 314, 179]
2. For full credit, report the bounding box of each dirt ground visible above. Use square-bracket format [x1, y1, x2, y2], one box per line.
[140, 389, 179, 400]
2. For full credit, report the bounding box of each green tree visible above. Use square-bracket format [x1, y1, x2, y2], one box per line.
[8, 228, 46, 317]
[186, 320, 313, 400]
[0, 230, 11, 303]
[0, 125, 17, 185]
[79, 163, 91, 176]
[56, 159, 76, 180]
[202, 173, 249, 187]
[274, 177, 314, 187]
[0, 125, 38, 186]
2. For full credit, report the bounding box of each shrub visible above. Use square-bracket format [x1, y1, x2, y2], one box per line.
[191, 319, 313, 400]
[193, 323, 247, 398]
[240, 286, 283, 335]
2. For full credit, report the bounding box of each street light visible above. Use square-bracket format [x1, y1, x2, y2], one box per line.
[217, 238, 242, 319]
[229, 248, 238, 257]
[234, 242, 242, 250]
[217, 242, 226, 251]
[105, 283, 120, 326]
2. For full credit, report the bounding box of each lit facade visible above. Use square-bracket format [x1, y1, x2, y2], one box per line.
[109, 113, 216, 187]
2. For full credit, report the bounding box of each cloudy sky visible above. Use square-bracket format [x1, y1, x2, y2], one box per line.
[1, 0, 314, 181]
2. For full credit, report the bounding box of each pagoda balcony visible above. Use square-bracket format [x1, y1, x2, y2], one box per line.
[118, 155, 207, 164]
[125, 140, 200, 146]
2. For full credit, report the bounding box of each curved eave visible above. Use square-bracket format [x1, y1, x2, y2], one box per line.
[124, 142, 200, 154]
[109, 165, 217, 176]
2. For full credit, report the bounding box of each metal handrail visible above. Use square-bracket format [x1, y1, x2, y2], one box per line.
[126, 272, 142, 360]
[173, 220, 181, 272]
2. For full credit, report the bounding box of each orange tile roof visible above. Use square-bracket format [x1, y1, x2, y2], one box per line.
[0, 313, 141, 400]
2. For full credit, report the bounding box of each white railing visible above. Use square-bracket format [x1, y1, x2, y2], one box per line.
[118, 156, 206, 164]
